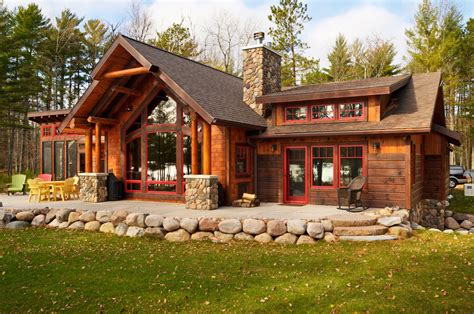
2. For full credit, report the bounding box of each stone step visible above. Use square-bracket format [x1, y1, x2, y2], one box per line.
[326, 214, 377, 227]
[333, 225, 388, 236]
[339, 235, 398, 242]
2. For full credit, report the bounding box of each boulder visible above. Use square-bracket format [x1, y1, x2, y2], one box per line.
[145, 214, 163, 227]
[378, 208, 392, 216]
[79, 211, 96, 222]
[6, 221, 30, 229]
[58, 221, 69, 229]
[218, 219, 242, 234]
[453, 212, 468, 222]
[443, 229, 454, 234]
[56, 209, 74, 223]
[267, 220, 286, 236]
[99, 222, 115, 233]
[323, 232, 337, 243]
[45, 209, 58, 224]
[392, 209, 409, 221]
[125, 213, 146, 227]
[234, 232, 254, 241]
[213, 231, 234, 243]
[445, 217, 460, 230]
[163, 217, 180, 232]
[96, 210, 112, 223]
[191, 231, 214, 241]
[377, 216, 402, 227]
[321, 219, 333, 232]
[428, 228, 441, 232]
[47, 218, 60, 228]
[144, 227, 165, 239]
[307, 222, 324, 239]
[296, 235, 316, 245]
[469, 228, 474, 234]
[126, 226, 145, 238]
[254, 233, 273, 243]
[180, 218, 199, 233]
[444, 210, 453, 217]
[31, 214, 46, 227]
[466, 214, 474, 223]
[165, 229, 190, 242]
[16, 211, 34, 221]
[388, 226, 412, 238]
[460, 220, 473, 230]
[198, 218, 219, 232]
[84, 221, 101, 232]
[410, 222, 425, 230]
[455, 229, 469, 235]
[111, 210, 128, 225]
[68, 212, 81, 224]
[287, 219, 306, 235]
[242, 219, 266, 235]
[68, 221, 85, 230]
[0, 209, 5, 221]
[33, 208, 49, 215]
[274, 233, 297, 245]
[114, 223, 129, 236]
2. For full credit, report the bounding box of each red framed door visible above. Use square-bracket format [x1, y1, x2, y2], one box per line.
[284, 146, 308, 204]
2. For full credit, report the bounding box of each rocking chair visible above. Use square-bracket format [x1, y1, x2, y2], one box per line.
[337, 176, 367, 211]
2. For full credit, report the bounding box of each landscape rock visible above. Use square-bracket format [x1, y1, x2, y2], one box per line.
[45, 209, 58, 223]
[165, 229, 190, 242]
[111, 210, 128, 225]
[213, 231, 234, 243]
[324, 232, 337, 243]
[460, 220, 473, 230]
[267, 220, 286, 236]
[126, 226, 145, 238]
[234, 232, 254, 241]
[377, 216, 402, 227]
[99, 222, 115, 233]
[445, 217, 460, 230]
[274, 233, 297, 244]
[410, 222, 425, 230]
[125, 213, 146, 227]
[453, 213, 468, 222]
[144, 227, 165, 239]
[466, 214, 474, 223]
[392, 209, 409, 221]
[58, 221, 69, 229]
[0, 209, 5, 221]
[218, 219, 242, 234]
[16, 211, 34, 221]
[163, 217, 180, 231]
[96, 210, 112, 223]
[296, 235, 316, 245]
[114, 223, 128, 236]
[198, 218, 219, 232]
[68, 212, 81, 224]
[32, 208, 48, 216]
[180, 218, 199, 233]
[47, 218, 60, 228]
[56, 209, 74, 223]
[79, 211, 96, 222]
[321, 219, 333, 232]
[287, 219, 306, 235]
[428, 228, 441, 232]
[6, 221, 30, 229]
[254, 233, 272, 243]
[443, 229, 454, 234]
[191, 231, 214, 241]
[388, 226, 412, 238]
[379, 208, 392, 216]
[31, 214, 45, 227]
[145, 214, 163, 227]
[307, 222, 324, 239]
[444, 210, 453, 217]
[68, 221, 85, 230]
[469, 228, 474, 234]
[84, 221, 101, 232]
[243, 219, 266, 235]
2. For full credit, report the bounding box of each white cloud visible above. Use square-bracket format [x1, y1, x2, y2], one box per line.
[305, 5, 410, 68]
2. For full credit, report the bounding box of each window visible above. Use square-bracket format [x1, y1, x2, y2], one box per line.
[126, 114, 142, 136]
[236, 145, 251, 176]
[66, 141, 77, 178]
[125, 137, 141, 191]
[311, 105, 335, 120]
[312, 146, 335, 187]
[42, 142, 52, 175]
[146, 132, 177, 193]
[285, 106, 307, 122]
[42, 126, 52, 137]
[54, 141, 65, 181]
[147, 97, 177, 125]
[339, 102, 364, 119]
[339, 146, 364, 186]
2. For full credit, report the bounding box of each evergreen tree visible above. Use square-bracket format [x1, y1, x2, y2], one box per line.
[150, 21, 200, 58]
[325, 34, 352, 81]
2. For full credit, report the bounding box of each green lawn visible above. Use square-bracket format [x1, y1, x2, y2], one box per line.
[0, 229, 472, 313]
[450, 187, 474, 214]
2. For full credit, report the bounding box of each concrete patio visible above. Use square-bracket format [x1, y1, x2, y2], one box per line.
[0, 194, 369, 220]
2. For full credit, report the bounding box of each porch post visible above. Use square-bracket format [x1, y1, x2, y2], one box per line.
[95, 122, 102, 173]
[202, 122, 211, 175]
[191, 116, 199, 175]
[85, 128, 93, 173]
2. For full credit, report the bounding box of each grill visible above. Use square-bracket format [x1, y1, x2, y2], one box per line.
[107, 172, 123, 201]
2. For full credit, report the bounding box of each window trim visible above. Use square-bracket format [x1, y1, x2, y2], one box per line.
[338, 101, 366, 121]
[310, 104, 336, 121]
[124, 134, 142, 193]
[284, 105, 309, 124]
[338, 144, 365, 187]
[235, 144, 252, 177]
[310, 145, 337, 189]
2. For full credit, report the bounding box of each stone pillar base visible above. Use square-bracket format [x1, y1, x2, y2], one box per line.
[410, 199, 445, 229]
[79, 173, 108, 203]
[184, 175, 219, 210]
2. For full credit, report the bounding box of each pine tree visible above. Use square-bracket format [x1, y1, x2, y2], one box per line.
[150, 21, 200, 58]
[325, 34, 352, 81]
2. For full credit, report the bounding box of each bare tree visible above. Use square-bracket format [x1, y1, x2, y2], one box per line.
[126, 0, 153, 42]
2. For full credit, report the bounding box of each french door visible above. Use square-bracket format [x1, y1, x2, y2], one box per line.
[284, 147, 307, 204]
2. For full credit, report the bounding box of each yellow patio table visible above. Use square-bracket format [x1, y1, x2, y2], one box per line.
[38, 181, 66, 201]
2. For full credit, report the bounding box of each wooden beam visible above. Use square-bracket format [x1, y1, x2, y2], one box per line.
[95, 122, 102, 173]
[70, 117, 89, 129]
[202, 122, 211, 174]
[112, 86, 141, 96]
[87, 116, 118, 125]
[191, 116, 199, 174]
[101, 67, 149, 80]
[85, 128, 93, 173]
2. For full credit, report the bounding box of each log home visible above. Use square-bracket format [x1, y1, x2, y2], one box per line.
[29, 33, 460, 210]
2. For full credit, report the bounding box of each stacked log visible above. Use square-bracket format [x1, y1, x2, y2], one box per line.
[232, 193, 260, 207]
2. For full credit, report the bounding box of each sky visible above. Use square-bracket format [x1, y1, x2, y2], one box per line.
[4, 0, 474, 67]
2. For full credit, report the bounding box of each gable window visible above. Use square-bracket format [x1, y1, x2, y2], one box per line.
[236, 145, 251, 177]
[339, 102, 364, 119]
[42, 126, 53, 137]
[285, 106, 307, 122]
[339, 145, 364, 186]
[312, 146, 335, 187]
[311, 104, 335, 120]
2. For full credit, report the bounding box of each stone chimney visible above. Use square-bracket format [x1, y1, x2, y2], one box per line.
[242, 32, 281, 116]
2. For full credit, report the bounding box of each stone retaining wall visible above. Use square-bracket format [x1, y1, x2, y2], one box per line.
[79, 173, 108, 203]
[184, 175, 219, 210]
[410, 199, 446, 229]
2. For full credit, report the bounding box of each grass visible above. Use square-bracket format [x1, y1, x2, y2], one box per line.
[0, 229, 473, 312]
[449, 186, 474, 214]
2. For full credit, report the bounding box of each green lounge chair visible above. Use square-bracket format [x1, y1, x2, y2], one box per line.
[6, 174, 26, 195]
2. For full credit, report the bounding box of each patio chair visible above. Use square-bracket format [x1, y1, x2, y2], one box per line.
[6, 174, 26, 195]
[38, 174, 52, 181]
[337, 175, 367, 211]
[62, 177, 79, 200]
[27, 178, 50, 203]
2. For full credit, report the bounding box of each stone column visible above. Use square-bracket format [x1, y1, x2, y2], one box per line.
[184, 175, 219, 210]
[79, 173, 108, 203]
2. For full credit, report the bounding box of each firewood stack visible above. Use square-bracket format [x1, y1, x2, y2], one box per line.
[232, 193, 260, 208]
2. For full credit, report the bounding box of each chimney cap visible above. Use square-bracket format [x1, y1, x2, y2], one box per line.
[253, 32, 265, 44]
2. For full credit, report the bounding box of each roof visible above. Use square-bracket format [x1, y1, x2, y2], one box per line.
[254, 72, 459, 141]
[27, 109, 71, 124]
[60, 35, 266, 131]
[256, 74, 411, 104]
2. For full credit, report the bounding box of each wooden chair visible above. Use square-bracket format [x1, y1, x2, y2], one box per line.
[27, 179, 50, 203]
[62, 178, 79, 200]
[337, 176, 367, 211]
[7, 174, 26, 195]
[38, 174, 52, 181]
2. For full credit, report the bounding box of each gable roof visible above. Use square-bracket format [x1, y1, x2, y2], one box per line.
[257, 74, 411, 104]
[59, 35, 266, 131]
[27, 109, 71, 124]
